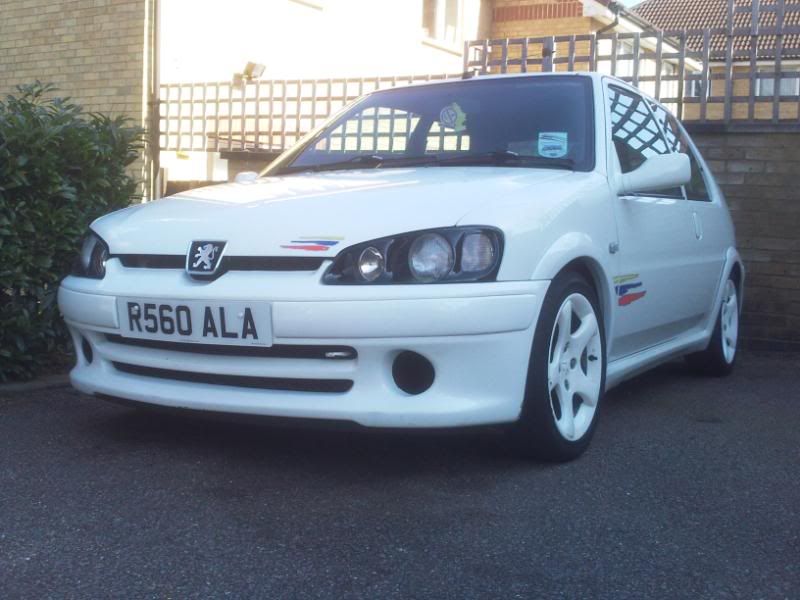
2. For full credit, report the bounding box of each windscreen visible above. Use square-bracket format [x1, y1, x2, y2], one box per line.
[271, 76, 595, 174]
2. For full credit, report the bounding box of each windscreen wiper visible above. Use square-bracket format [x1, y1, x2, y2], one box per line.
[278, 154, 441, 175]
[432, 151, 575, 170]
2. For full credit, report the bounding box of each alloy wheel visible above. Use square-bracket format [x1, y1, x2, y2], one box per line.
[547, 293, 603, 441]
[720, 279, 739, 364]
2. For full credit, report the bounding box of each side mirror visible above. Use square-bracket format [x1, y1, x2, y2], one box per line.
[234, 171, 259, 184]
[618, 153, 691, 196]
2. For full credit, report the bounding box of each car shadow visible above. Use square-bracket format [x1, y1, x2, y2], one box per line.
[81, 357, 710, 476]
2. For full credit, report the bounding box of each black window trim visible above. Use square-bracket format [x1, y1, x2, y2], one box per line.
[671, 116, 715, 204]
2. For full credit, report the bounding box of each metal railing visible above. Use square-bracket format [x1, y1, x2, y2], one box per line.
[159, 74, 459, 152]
[463, 0, 800, 125]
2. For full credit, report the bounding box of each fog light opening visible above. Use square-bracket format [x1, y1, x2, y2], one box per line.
[81, 336, 94, 364]
[392, 351, 435, 395]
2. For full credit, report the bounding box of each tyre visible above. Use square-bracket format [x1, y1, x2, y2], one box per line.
[686, 276, 739, 377]
[510, 270, 606, 462]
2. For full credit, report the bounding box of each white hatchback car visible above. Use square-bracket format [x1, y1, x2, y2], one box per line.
[59, 73, 743, 461]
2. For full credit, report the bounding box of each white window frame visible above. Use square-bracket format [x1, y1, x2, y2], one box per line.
[422, 0, 463, 46]
[756, 67, 800, 97]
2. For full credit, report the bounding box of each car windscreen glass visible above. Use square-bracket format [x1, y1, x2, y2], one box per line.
[270, 76, 595, 174]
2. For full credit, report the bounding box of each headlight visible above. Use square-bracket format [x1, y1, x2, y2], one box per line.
[408, 233, 454, 282]
[323, 227, 503, 285]
[72, 231, 109, 279]
[358, 246, 385, 281]
[461, 232, 496, 272]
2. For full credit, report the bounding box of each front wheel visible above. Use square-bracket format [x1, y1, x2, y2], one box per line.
[510, 271, 606, 462]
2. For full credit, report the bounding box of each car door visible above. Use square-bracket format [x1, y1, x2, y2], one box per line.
[653, 106, 728, 324]
[604, 83, 701, 360]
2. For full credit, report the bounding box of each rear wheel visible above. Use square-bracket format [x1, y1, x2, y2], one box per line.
[686, 277, 739, 376]
[510, 271, 606, 462]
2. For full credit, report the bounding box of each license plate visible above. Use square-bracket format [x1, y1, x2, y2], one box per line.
[116, 299, 272, 346]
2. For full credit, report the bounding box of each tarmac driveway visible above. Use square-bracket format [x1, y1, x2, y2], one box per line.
[0, 352, 798, 599]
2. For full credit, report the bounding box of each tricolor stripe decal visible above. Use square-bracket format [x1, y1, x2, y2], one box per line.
[614, 274, 647, 307]
[281, 236, 343, 252]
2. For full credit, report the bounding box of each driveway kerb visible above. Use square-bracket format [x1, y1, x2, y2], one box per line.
[0, 374, 70, 397]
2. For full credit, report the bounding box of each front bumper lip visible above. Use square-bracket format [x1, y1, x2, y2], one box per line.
[58, 275, 548, 428]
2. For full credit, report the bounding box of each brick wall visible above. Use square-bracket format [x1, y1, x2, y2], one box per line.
[691, 130, 800, 349]
[0, 0, 147, 123]
[491, 0, 591, 39]
[488, 1, 595, 73]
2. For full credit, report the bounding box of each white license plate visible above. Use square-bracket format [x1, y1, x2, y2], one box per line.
[116, 299, 272, 346]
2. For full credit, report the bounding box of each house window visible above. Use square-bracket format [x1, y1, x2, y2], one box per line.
[686, 78, 706, 99]
[757, 68, 800, 97]
[423, 0, 461, 45]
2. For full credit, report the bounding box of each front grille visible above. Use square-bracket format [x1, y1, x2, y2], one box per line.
[105, 334, 357, 360]
[114, 254, 324, 272]
[112, 362, 353, 393]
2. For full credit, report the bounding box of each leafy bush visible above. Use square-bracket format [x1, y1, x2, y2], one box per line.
[0, 83, 143, 381]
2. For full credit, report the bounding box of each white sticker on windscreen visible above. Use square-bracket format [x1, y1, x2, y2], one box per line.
[538, 132, 569, 158]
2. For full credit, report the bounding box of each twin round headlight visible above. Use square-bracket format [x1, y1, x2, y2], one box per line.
[330, 227, 502, 285]
[72, 231, 109, 279]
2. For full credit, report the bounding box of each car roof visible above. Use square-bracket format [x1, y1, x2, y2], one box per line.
[367, 71, 601, 94]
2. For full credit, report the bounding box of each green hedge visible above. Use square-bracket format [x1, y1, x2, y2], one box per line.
[0, 83, 143, 381]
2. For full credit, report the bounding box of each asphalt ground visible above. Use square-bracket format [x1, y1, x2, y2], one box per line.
[1, 352, 798, 599]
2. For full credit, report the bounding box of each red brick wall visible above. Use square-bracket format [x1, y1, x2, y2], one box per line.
[494, 0, 584, 23]
[691, 130, 800, 350]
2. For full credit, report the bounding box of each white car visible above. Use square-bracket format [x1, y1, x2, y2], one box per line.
[59, 73, 743, 461]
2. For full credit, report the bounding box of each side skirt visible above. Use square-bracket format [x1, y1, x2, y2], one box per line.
[605, 329, 710, 391]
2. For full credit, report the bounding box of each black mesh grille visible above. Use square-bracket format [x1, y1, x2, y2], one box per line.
[112, 362, 353, 393]
[105, 334, 356, 360]
[114, 254, 324, 272]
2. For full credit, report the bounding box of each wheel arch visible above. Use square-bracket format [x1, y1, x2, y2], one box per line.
[530, 234, 614, 343]
[557, 257, 613, 343]
[716, 247, 745, 318]
[729, 257, 744, 312]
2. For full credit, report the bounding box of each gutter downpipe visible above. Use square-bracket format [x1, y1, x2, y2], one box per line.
[594, 1, 620, 70]
[596, 2, 621, 36]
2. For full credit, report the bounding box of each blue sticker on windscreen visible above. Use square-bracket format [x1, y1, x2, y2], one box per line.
[538, 132, 568, 158]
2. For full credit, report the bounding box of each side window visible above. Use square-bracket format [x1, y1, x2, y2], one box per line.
[651, 103, 711, 202]
[683, 146, 711, 202]
[608, 86, 681, 197]
[607, 85, 670, 174]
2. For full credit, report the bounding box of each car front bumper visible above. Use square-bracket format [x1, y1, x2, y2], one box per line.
[58, 262, 548, 428]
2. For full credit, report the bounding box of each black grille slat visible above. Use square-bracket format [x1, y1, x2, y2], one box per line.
[112, 362, 353, 393]
[116, 255, 184, 269]
[105, 334, 356, 360]
[114, 254, 324, 272]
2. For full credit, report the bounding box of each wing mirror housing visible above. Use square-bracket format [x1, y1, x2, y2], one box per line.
[618, 153, 691, 195]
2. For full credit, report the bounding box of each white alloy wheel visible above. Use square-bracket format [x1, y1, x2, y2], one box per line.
[720, 279, 739, 364]
[547, 293, 603, 441]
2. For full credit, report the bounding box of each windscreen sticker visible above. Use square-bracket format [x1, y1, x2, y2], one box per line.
[440, 102, 467, 132]
[614, 274, 647, 306]
[538, 132, 569, 158]
[281, 236, 343, 252]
